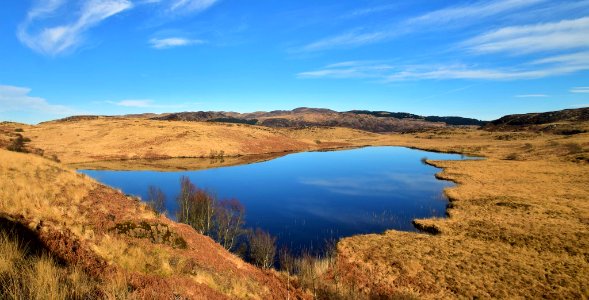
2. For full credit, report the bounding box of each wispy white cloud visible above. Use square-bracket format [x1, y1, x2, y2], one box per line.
[531, 51, 589, 65]
[300, 29, 398, 52]
[570, 87, 589, 93]
[18, 0, 133, 56]
[0, 85, 79, 115]
[106, 99, 195, 108]
[340, 4, 400, 19]
[570, 104, 589, 108]
[464, 17, 589, 55]
[169, 0, 219, 14]
[515, 94, 548, 98]
[380, 66, 568, 81]
[109, 99, 155, 107]
[406, 0, 546, 26]
[299, 53, 589, 81]
[298, 0, 544, 52]
[298, 61, 393, 79]
[17, 0, 218, 55]
[149, 37, 205, 49]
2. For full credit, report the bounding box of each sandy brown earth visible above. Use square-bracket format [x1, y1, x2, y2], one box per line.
[1, 117, 588, 298]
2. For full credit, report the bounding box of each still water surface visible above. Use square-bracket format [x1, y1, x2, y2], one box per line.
[81, 147, 467, 253]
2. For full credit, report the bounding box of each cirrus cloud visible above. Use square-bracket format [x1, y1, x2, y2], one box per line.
[17, 0, 133, 56]
[515, 94, 548, 98]
[570, 87, 589, 93]
[149, 37, 205, 49]
[463, 17, 589, 55]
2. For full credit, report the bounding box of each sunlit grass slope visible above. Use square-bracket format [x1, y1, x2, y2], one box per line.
[1, 116, 588, 298]
[0, 149, 307, 299]
[24, 117, 374, 164]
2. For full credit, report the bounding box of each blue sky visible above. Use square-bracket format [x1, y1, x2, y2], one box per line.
[1, 0, 588, 124]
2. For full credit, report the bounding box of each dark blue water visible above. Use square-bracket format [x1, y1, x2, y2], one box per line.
[81, 147, 467, 253]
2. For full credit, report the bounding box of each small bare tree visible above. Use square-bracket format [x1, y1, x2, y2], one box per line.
[248, 228, 276, 269]
[214, 199, 245, 251]
[147, 185, 166, 216]
[193, 189, 215, 234]
[279, 247, 296, 300]
[176, 176, 215, 235]
[177, 176, 197, 226]
[279, 247, 295, 275]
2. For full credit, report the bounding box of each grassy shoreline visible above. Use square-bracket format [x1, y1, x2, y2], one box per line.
[1, 118, 588, 298]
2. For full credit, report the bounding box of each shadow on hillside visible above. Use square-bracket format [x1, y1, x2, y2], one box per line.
[0, 217, 53, 260]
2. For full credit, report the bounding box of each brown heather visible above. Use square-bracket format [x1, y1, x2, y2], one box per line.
[0, 117, 588, 298]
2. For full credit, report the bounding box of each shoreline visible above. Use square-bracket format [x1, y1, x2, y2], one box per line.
[1, 118, 587, 298]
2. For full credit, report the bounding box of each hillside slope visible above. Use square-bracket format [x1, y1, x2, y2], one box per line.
[0, 149, 307, 299]
[484, 107, 589, 133]
[18, 117, 376, 165]
[1, 111, 588, 298]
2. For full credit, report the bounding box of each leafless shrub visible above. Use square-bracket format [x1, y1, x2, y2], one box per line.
[209, 150, 225, 159]
[175, 178, 248, 250]
[564, 142, 583, 154]
[7, 135, 28, 153]
[176, 176, 215, 234]
[248, 228, 276, 269]
[547, 140, 559, 146]
[213, 199, 245, 251]
[147, 185, 166, 216]
[279, 247, 296, 275]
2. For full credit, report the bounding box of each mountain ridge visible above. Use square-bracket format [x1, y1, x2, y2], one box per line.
[150, 107, 485, 133]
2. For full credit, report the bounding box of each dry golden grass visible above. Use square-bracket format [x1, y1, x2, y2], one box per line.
[9, 117, 375, 165]
[1, 117, 588, 298]
[69, 152, 290, 171]
[0, 149, 95, 238]
[0, 230, 112, 300]
[332, 128, 589, 299]
[0, 147, 307, 299]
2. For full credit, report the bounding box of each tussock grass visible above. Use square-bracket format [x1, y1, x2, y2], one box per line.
[0, 149, 292, 298]
[25, 118, 370, 164]
[0, 150, 95, 237]
[0, 230, 98, 299]
[2, 117, 588, 298]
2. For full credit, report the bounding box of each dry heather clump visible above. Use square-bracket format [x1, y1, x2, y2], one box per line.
[0, 148, 306, 299]
[564, 142, 583, 154]
[0, 229, 134, 300]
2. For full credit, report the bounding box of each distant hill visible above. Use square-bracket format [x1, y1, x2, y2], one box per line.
[152, 111, 228, 122]
[146, 107, 486, 133]
[347, 110, 487, 126]
[484, 107, 589, 134]
[488, 107, 589, 126]
[50, 107, 488, 133]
